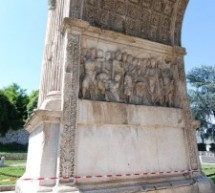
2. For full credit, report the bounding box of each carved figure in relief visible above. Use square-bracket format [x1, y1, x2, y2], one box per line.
[96, 49, 105, 73]
[167, 79, 175, 107]
[131, 58, 141, 80]
[147, 58, 158, 105]
[107, 74, 122, 102]
[134, 80, 148, 105]
[157, 76, 164, 106]
[126, 54, 133, 73]
[95, 51, 112, 100]
[80, 47, 178, 108]
[80, 48, 88, 93]
[162, 67, 173, 107]
[122, 52, 128, 62]
[96, 72, 110, 101]
[124, 74, 133, 103]
[112, 51, 124, 78]
[130, 58, 139, 75]
[113, 51, 125, 99]
[104, 51, 113, 76]
[82, 48, 97, 99]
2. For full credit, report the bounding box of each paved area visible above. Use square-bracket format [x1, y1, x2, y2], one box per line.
[1, 192, 14, 193]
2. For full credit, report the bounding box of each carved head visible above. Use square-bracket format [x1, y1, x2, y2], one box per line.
[115, 74, 121, 81]
[132, 58, 139, 66]
[150, 58, 157, 67]
[105, 51, 112, 60]
[81, 48, 88, 62]
[141, 58, 150, 68]
[115, 50, 122, 61]
[90, 48, 97, 59]
[98, 73, 109, 81]
[122, 52, 128, 62]
[97, 49, 104, 58]
[127, 55, 133, 63]
[165, 57, 172, 64]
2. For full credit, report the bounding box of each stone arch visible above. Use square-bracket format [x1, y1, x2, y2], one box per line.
[69, 0, 189, 46]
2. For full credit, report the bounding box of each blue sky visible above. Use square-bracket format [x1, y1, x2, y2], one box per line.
[0, 0, 214, 93]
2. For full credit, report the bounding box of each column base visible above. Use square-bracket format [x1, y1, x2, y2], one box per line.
[15, 179, 53, 193]
[16, 175, 215, 193]
[52, 185, 79, 193]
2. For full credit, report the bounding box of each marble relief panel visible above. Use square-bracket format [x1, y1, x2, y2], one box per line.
[79, 47, 179, 108]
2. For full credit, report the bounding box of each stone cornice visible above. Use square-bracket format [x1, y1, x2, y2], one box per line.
[25, 110, 61, 133]
[62, 18, 186, 57]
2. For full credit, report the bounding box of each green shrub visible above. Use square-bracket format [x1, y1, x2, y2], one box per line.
[0, 143, 28, 153]
[198, 143, 206, 151]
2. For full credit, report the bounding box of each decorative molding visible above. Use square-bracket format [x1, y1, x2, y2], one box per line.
[59, 33, 81, 179]
[48, 0, 56, 10]
[24, 110, 61, 133]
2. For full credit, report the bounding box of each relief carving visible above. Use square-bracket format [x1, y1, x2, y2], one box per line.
[164, 1, 174, 16]
[60, 33, 80, 178]
[48, 0, 56, 10]
[75, 0, 189, 46]
[79, 48, 179, 108]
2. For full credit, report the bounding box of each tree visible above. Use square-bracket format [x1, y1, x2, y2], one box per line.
[2, 83, 29, 122]
[27, 90, 39, 116]
[0, 83, 39, 136]
[0, 91, 20, 135]
[187, 65, 215, 142]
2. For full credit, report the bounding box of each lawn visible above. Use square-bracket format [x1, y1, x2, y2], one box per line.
[0, 160, 26, 186]
[0, 166, 25, 185]
[201, 164, 215, 183]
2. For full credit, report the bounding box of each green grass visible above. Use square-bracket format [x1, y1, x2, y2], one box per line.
[202, 164, 215, 176]
[201, 164, 215, 183]
[0, 166, 25, 177]
[0, 159, 26, 186]
[0, 166, 25, 185]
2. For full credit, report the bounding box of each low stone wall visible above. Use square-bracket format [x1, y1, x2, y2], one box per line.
[0, 153, 27, 160]
[199, 151, 215, 157]
[0, 129, 29, 145]
[199, 151, 215, 164]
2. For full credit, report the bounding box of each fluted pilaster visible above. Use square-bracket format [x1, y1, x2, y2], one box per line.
[38, 0, 71, 110]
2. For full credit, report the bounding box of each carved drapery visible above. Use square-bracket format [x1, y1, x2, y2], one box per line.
[60, 32, 81, 178]
[79, 47, 179, 108]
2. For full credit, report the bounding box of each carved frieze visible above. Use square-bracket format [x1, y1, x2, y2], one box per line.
[79, 48, 179, 108]
[69, 0, 189, 46]
[48, 0, 56, 10]
[60, 33, 80, 178]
